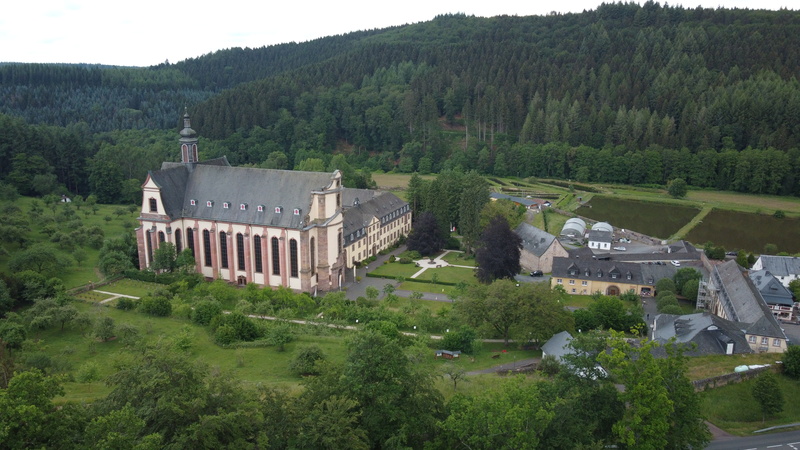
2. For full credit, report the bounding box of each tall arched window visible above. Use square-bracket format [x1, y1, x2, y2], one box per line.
[186, 228, 195, 257]
[220, 231, 228, 269]
[175, 229, 182, 253]
[254, 235, 262, 273]
[158, 231, 165, 243]
[237, 233, 245, 271]
[310, 237, 316, 276]
[146, 229, 153, 265]
[202, 230, 212, 267]
[289, 239, 299, 278]
[271, 237, 280, 275]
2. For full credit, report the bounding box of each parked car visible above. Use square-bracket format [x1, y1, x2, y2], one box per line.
[613, 246, 627, 251]
[671, 260, 681, 267]
[530, 270, 544, 277]
[619, 238, 631, 243]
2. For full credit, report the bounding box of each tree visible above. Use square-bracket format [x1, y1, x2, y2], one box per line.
[764, 243, 779, 255]
[673, 268, 701, 296]
[655, 278, 676, 295]
[289, 345, 327, 376]
[752, 372, 784, 422]
[682, 279, 700, 303]
[782, 345, 800, 379]
[94, 316, 116, 342]
[8, 243, 70, 278]
[667, 178, 688, 198]
[475, 215, 522, 283]
[0, 369, 69, 449]
[152, 242, 177, 273]
[458, 172, 489, 253]
[442, 364, 468, 390]
[406, 211, 445, 257]
[295, 396, 369, 450]
[97, 250, 134, 277]
[479, 198, 525, 230]
[262, 151, 289, 170]
[599, 333, 674, 449]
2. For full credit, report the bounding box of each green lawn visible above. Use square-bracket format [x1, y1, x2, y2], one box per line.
[415, 266, 477, 285]
[702, 372, 800, 435]
[441, 251, 476, 266]
[369, 261, 422, 279]
[398, 281, 458, 296]
[94, 278, 164, 298]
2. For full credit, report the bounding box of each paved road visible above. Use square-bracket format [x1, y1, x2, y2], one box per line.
[706, 429, 800, 449]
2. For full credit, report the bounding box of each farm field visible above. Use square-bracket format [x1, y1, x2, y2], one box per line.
[686, 209, 800, 254]
[576, 195, 700, 239]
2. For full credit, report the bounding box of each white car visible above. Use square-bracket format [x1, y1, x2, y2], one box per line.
[619, 238, 631, 243]
[671, 260, 680, 267]
[613, 246, 626, 251]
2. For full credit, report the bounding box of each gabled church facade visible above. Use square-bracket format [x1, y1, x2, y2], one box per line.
[136, 112, 347, 293]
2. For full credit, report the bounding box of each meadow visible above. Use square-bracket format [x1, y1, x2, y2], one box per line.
[686, 209, 800, 253]
[576, 195, 700, 239]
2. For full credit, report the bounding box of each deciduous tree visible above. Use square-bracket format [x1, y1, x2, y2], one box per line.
[406, 211, 445, 257]
[752, 372, 784, 422]
[475, 215, 521, 283]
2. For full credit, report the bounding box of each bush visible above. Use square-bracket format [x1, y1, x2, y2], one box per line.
[783, 345, 800, 378]
[289, 345, 326, 375]
[538, 354, 561, 376]
[192, 299, 223, 326]
[214, 324, 238, 346]
[405, 250, 422, 260]
[0, 321, 27, 349]
[398, 257, 413, 264]
[115, 297, 136, 311]
[267, 323, 294, 351]
[659, 305, 684, 315]
[440, 327, 476, 354]
[139, 295, 172, 317]
[76, 361, 100, 383]
[655, 278, 676, 296]
[656, 294, 679, 311]
[445, 236, 461, 250]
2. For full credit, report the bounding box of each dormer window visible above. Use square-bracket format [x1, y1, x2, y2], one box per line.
[611, 273, 618, 279]
[257, 205, 264, 212]
[597, 270, 603, 277]
[190, 199, 197, 206]
[240, 203, 247, 211]
[275, 206, 282, 214]
[223, 202, 230, 209]
[293, 208, 300, 215]
[206, 201, 213, 208]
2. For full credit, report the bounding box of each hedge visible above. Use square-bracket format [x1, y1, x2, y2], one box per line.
[365, 272, 457, 286]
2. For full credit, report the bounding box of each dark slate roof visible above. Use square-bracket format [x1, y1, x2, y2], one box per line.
[541, 331, 573, 362]
[341, 188, 376, 207]
[652, 312, 752, 356]
[757, 255, 800, 277]
[149, 162, 338, 229]
[490, 192, 537, 207]
[552, 256, 646, 284]
[587, 229, 612, 243]
[750, 270, 794, 307]
[515, 223, 557, 257]
[342, 192, 408, 245]
[712, 260, 786, 338]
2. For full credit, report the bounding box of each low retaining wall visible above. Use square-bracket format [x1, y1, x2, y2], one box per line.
[692, 365, 779, 391]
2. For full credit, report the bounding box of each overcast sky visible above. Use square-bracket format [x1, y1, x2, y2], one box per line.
[1, 0, 795, 67]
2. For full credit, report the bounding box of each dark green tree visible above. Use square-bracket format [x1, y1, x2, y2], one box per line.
[406, 211, 445, 257]
[667, 178, 688, 198]
[782, 345, 800, 379]
[752, 372, 784, 422]
[475, 215, 521, 283]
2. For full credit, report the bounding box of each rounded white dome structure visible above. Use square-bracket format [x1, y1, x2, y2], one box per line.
[591, 221, 613, 233]
[560, 218, 586, 238]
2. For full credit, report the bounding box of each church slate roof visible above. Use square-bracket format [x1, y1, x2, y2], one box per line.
[756, 255, 800, 277]
[148, 160, 338, 229]
[712, 260, 786, 338]
[515, 223, 557, 257]
[750, 270, 794, 307]
[541, 331, 573, 362]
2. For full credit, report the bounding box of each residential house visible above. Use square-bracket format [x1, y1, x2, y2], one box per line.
[515, 223, 568, 273]
[749, 270, 795, 322]
[699, 260, 788, 353]
[587, 230, 612, 251]
[550, 252, 676, 296]
[752, 255, 800, 288]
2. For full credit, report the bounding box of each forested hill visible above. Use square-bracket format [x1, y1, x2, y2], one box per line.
[4, 3, 800, 199]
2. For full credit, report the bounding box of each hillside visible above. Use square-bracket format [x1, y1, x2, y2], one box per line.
[2, 3, 800, 200]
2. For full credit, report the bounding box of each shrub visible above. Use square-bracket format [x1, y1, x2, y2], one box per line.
[656, 294, 679, 311]
[139, 295, 172, 317]
[440, 327, 476, 354]
[192, 299, 223, 325]
[289, 345, 326, 375]
[659, 305, 684, 315]
[398, 257, 413, 264]
[538, 354, 561, 376]
[774, 210, 786, 219]
[76, 361, 100, 383]
[655, 278, 676, 296]
[783, 345, 800, 379]
[115, 297, 136, 311]
[214, 324, 238, 346]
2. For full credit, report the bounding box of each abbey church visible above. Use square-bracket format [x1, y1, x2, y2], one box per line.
[136, 112, 411, 293]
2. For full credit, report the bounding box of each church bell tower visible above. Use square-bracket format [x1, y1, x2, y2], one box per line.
[179, 109, 199, 164]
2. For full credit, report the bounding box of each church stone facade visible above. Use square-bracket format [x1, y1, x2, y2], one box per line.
[136, 112, 351, 293]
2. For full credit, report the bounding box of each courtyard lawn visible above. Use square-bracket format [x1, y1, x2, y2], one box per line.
[398, 281, 458, 297]
[441, 252, 476, 266]
[73, 291, 115, 303]
[368, 261, 422, 279]
[415, 266, 477, 285]
[560, 294, 594, 309]
[96, 278, 165, 298]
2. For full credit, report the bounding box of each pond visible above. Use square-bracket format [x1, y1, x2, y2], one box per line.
[576, 196, 699, 239]
[685, 209, 800, 254]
